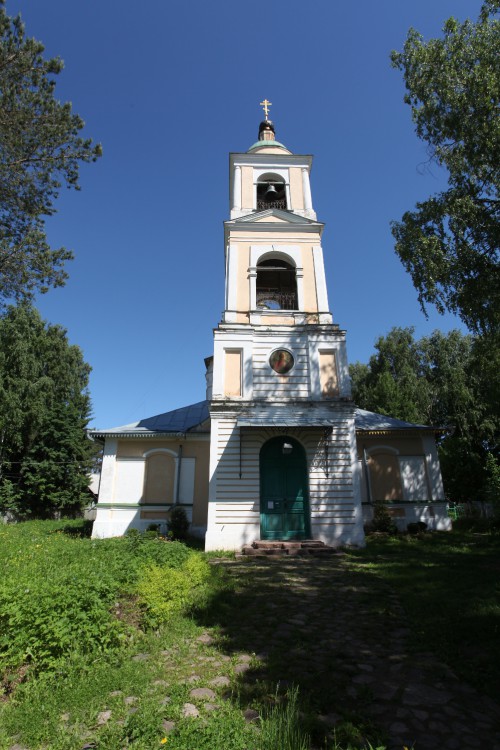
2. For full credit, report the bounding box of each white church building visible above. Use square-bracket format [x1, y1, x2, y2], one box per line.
[91, 111, 450, 549]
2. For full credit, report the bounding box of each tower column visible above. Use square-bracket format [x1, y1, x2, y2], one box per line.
[302, 167, 313, 212]
[249, 267, 257, 310]
[232, 166, 242, 211]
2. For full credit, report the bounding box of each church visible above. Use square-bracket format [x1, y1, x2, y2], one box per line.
[91, 106, 450, 548]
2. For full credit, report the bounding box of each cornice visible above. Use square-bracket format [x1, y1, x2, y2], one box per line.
[229, 152, 313, 170]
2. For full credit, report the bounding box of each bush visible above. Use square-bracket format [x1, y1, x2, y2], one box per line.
[168, 505, 190, 540]
[365, 501, 398, 535]
[136, 552, 211, 627]
[407, 521, 427, 535]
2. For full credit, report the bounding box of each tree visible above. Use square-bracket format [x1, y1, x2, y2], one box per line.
[0, 303, 94, 517]
[350, 327, 431, 424]
[391, 2, 500, 334]
[350, 327, 499, 502]
[0, 2, 101, 306]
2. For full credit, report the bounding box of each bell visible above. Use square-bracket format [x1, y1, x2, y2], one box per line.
[265, 184, 278, 197]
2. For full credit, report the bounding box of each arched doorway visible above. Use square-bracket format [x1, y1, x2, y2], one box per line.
[259, 436, 310, 540]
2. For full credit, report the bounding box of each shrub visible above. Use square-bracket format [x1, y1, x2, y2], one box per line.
[407, 521, 427, 535]
[136, 552, 211, 627]
[365, 501, 398, 535]
[168, 505, 190, 540]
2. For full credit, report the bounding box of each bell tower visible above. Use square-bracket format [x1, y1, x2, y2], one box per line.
[205, 104, 364, 551]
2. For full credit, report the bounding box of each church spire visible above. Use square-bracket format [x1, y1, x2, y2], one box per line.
[258, 98, 276, 142]
[259, 98, 272, 119]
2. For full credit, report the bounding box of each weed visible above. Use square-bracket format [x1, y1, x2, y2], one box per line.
[259, 685, 310, 750]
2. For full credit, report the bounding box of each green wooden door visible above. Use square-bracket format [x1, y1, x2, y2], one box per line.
[260, 437, 310, 540]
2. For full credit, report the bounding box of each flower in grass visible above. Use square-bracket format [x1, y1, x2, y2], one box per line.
[160, 739, 168, 745]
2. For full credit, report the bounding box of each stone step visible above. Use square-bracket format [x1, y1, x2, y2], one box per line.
[240, 540, 338, 558]
[252, 540, 326, 550]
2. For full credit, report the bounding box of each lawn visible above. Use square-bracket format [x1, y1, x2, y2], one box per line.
[346, 528, 500, 701]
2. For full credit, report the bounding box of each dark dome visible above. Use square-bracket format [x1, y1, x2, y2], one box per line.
[258, 120, 275, 137]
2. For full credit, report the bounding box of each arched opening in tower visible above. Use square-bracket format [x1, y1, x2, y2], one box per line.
[256, 258, 298, 310]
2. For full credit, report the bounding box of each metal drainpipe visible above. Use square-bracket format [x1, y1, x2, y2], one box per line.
[174, 443, 183, 507]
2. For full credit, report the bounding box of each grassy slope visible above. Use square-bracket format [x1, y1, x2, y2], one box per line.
[1, 520, 498, 749]
[0, 521, 312, 750]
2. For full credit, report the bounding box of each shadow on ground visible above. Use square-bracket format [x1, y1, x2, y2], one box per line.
[196, 557, 399, 746]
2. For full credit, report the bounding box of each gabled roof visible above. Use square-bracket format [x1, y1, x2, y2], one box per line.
[90, 400, 440, 440]
[90, 400, 210, 439]
[226, 208, 321, 226]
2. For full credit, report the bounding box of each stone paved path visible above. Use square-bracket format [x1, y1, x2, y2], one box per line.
[211, 556, 500, 750]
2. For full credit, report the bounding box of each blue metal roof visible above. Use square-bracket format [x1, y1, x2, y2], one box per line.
[90, 400, 436, 439]
[90, 400, 210, 437]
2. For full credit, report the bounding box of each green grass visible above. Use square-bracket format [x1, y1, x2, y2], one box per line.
[346, 529, 500, 700]
[0, 520, 351, 750]
[2, 520, 497, 749]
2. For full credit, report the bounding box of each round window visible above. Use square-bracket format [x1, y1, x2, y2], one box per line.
[269, 349, 294, 374]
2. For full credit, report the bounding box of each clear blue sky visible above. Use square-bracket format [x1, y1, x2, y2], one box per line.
[6, 0, 481, 429]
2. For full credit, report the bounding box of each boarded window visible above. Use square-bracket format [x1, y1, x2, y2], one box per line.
[399, 457, 429, 501]
[224, 350, 242, 397]
[368, 452, 402, 502]
[319, 351, 339, 398]
[143, 453, 175, 504]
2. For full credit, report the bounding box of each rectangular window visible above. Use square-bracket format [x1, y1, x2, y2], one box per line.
[224, 350, 242, 397]
[319, 351, 339, 398]
[399, 457, 429, 502]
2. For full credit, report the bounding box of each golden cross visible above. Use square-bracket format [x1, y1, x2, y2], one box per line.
[260, 99, 272, 120]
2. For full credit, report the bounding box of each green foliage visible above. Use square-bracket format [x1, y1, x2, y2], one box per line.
[0, 521, 211, 681]
[259, 686, 311, 750]
[0, 522, 126, 675]
[123, 529, 192, 569]
[350, 327, 431, 423]
[167, 699, 253, 750]
[0, 303, 94, 516]
[365, 501, 398, 535]
[391, 2, 500, 335]
[0, 2, 101, 305]
[136, 553, 211, 627]
[484, 452, 500, 515]
[350, 326, 499, 503]
[168, 504, 190, 539]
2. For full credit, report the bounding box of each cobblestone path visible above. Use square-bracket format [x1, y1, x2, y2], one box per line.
[211, 556, 500, 750]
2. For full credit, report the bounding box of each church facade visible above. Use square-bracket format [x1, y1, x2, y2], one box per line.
[91, 115, 450, 547]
